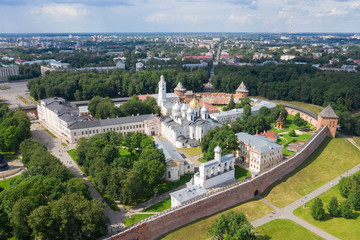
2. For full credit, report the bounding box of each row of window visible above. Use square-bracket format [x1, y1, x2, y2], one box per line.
[73, 124, 143, 137]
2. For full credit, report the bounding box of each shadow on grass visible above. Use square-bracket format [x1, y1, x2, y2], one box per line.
[256, 235, 272, 240]
[260, 137, 331, 199]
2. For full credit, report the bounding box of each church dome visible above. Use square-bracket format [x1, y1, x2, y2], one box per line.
[187, 106, 195, 115]
[201, 105, 208, 113]
[189, 98, 200, 109]
[214, 145, 222, 153]
[172, 102, 181, 113]
[181, 104, 187, 112]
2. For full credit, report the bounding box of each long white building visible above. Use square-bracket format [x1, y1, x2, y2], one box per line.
[37, 97, 160, 143]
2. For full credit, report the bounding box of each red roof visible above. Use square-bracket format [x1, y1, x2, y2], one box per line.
[137, 94, 154, 101]
[15, 59, 26, 63]
[199, 102, 219, 113]
[259, 131, 277, 140]
[182, 56, 212, 61]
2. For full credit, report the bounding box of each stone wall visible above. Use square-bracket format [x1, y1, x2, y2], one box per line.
[105, 127, 329, 240]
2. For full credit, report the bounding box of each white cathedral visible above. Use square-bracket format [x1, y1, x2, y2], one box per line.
[157, 75, 221, 148]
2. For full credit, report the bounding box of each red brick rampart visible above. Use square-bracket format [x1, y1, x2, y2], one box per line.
[105, 127, 329, 240]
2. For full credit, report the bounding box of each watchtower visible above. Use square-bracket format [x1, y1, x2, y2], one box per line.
[235, 82, 249, 99]
[316, 105, 338, 138]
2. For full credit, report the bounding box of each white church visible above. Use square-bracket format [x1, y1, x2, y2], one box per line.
[170, 146, 235, 207]
[157, 75, 221, 148]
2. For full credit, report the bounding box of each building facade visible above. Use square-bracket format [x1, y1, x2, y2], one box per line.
[235, 132, 283, 173]
[0, 65, 19, 81]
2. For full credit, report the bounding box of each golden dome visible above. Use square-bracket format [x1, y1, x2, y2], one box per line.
[189, 98, 200, 109]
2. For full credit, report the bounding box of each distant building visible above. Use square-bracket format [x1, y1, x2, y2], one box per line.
[280, 54, 296, 61]
[235, 132, 283, 173]
[235, 82, 249, 99]
[0, 65, 19, 81]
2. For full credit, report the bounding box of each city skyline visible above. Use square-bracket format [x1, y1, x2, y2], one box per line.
[0, 0, 359, 33]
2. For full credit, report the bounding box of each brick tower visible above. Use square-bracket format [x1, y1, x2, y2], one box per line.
[174, 82, 186, 99]
[316, 105, 338, 138]
[235, 82, 249, 99]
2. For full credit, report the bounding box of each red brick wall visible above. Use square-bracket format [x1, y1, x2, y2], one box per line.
[106, 127, 329, 240]
[285, 107, 317, 126]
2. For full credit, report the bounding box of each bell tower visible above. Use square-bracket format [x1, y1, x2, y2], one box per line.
[158, 75, 167, 106]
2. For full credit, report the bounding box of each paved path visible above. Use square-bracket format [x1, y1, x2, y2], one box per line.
[30, 121, 125, 227]
[252, 137, 360, 240]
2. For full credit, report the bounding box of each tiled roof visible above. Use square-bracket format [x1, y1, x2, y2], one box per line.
[319, 105, 338, 118]
[236, 82, 249, 92]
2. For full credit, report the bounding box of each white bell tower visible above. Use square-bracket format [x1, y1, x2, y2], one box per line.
[158, 75, 167, 106]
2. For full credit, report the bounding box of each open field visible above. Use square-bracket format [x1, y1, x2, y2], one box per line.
[124, 214, 155, 227]
[157, 174, 193, 195]
[254, 219, 324, 240]
[176, 146, 202, 156]
[354, 136, 360, 148]
[161, 199, 273, 240]
[294, 183, 360, 240]
[263, 138, 360, 208]
[142, 198, 171, 212]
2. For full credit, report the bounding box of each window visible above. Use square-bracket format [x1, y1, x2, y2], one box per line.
[96, 130, 98, 133]
[74, 132, 76, 136]
[168, 171, 171, 179]
[82, 131, 84, 135]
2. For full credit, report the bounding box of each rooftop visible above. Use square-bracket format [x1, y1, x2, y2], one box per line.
[155, 138, 185, 163]
[170, 185, 207, 204]
[236, 132, 283, 154]
[318, 105, 338, 119]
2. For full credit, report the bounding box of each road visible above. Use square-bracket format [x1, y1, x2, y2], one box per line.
[30, 121, 125, 229]
[252, 138, 360, 240]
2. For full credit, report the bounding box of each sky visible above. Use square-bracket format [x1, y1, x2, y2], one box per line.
[0, 0, 359, 33]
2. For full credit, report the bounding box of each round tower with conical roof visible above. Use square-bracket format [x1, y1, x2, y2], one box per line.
[316, 105, 338, 138]
[174, 82, 186, 97]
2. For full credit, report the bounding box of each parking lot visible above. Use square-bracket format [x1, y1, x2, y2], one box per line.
[0, 81, 35, 107]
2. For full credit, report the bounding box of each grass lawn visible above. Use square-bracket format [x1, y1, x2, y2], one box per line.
[61, 142, 68, 147]
[118, 148, 131, 157]
[254, 219, 324, 240]
[277, 133, 312, 157]
[176, 147, 202, 156]
[67, 149, 78, 162]
[273, 100, 324, 114]
[0, 175, 20, 190]
[198, 157, 207, 163]
[235, 166, 251, 181]
[294, 183, 360, 240]
[262, 138, 360, 208]
[283, 146, 295, 157]
[142, 198, 171, 212]
[157, 174, 193, 195]
[0, 86, 10, 90]
[124, 214, 155, 227]
[161, 199, 273, 240]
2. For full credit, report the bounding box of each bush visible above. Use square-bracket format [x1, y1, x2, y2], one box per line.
[327, 197, 340, 217]
[310, 197, 325, 220]
[339, 176, 360, 198]
[289, 130, 297, 137]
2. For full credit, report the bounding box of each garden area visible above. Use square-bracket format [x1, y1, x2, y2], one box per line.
[176, 146, 202, 156]
[262, 138, 360, 208]
[294, 174, 360, 240]
[0, 175, 20, 190]
[124, 214, 155, 227]
[270, 114, 314, 134]
[142, 198, 171, 212]
[235, 165, 251, 181]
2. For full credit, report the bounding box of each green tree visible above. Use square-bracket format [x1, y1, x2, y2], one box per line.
[349, 189, 360, 211]
[293, 113, 307, 127]
[223, 95, 235, 111]
[207, 211, 254, 240]
[327, 196, 340, 217]
[243, 105, 251, 119]
[310, 197, 325, 220]
[340, 199, 353, 219]
[11, 198, 35, 240]
[339, 176, 359, 198]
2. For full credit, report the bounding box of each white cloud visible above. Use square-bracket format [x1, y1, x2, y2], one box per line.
[228, 14, 254, 25]
[315, 7, 348, 17]
[145, 12, 212, 24]
[31, 4, 90, 22]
